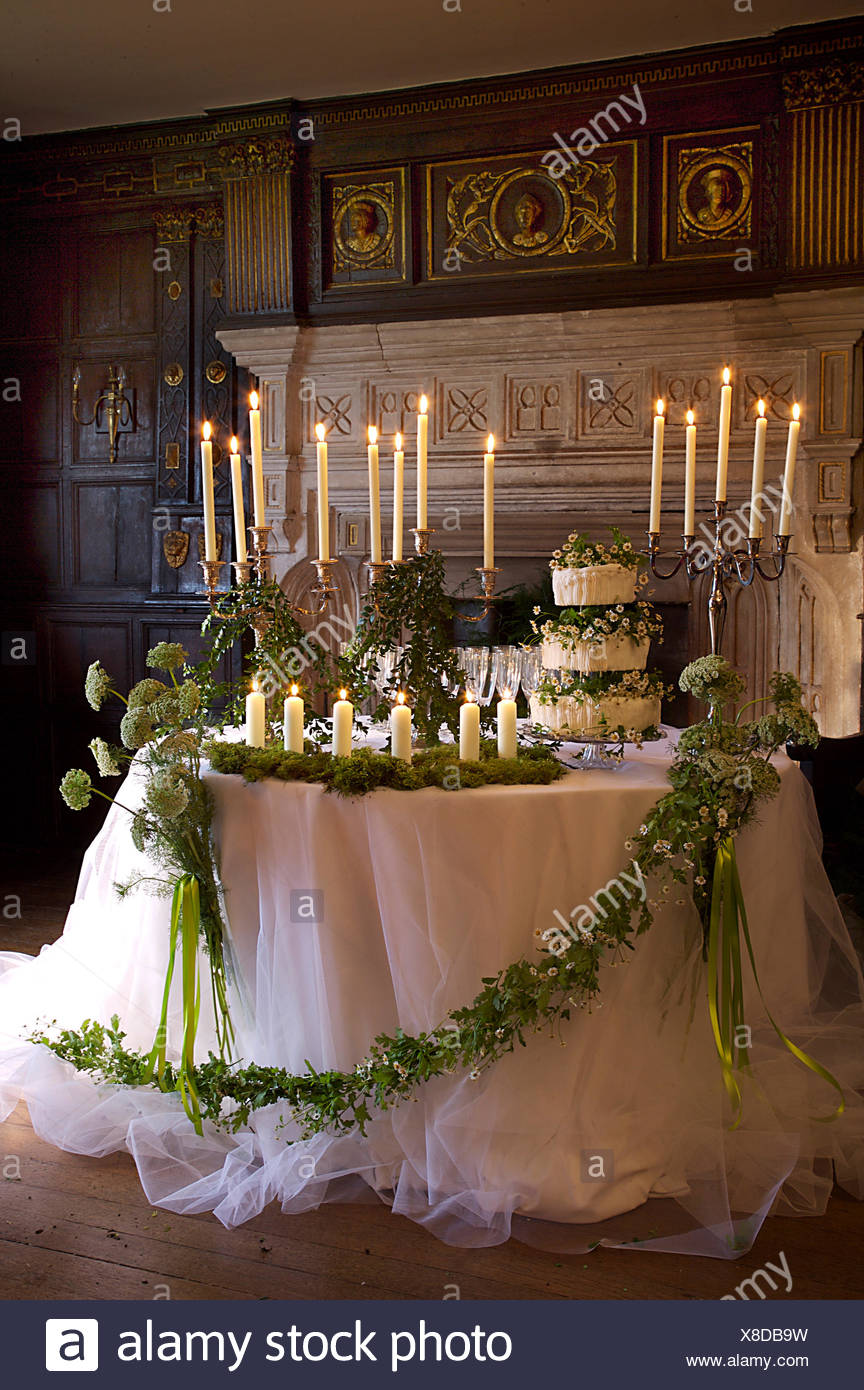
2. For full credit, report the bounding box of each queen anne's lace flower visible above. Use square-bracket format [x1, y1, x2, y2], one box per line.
[120, 707, 156, 750]
[128, 678, 167, 708]
[88, 737, 121, 778]
[60, 768, 92, 810]
[679, 655, 746, 705]
[146, 641, 188, 672]
[145, 769, 189, 820]
[84, 661, 112, 711]
[176, 681, 201, 718]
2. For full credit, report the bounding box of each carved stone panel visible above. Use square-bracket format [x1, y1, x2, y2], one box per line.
[368, 385, 426, 438]
[309, 391, 355, 441]
[426, 144, 637, 279]
[324, 168, 407, 289]
[577, 371, 644, 438]
[662, 129, 757, 260]
[506, 377, 566, 440]
[437, 380, 493, 443]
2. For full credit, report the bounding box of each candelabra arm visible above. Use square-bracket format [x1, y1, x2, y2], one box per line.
[751, 534, 790, 582]
[647, 531, 687, 580]
[457, 566, 501, 622]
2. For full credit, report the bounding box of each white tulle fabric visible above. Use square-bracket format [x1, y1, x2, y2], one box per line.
[2, 731, 863, 1258]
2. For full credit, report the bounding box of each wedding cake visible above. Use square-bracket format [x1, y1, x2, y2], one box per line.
[529, 527, 666, 739]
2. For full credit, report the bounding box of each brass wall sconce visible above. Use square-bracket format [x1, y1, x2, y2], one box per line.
[71, 363, 133, 463]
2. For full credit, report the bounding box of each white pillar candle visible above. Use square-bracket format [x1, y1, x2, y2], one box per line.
[649, 400, 665, 533]
[367, 425, 382, 564]
[332, 688, 354, 757]
[460, 694, 480, 761]
[249, 390, 266, 527]
[748, 400, 768, 540]
[229, 436, 247, 565]
[715, 367, 732, 502]
[314, 422, 330, 561]
[245, 679, 266, 748]
[483, 433, 495, 570]
[201, 421, 217, 562]
[417, 394, 429, 529]
[392, 432, 404, 562]
[684, 410, 696, 538]
[778, 403, 801, 536]
[497, 690, 518, 759]
[390, 691, 412, 761]
[283, 684, 304, 753]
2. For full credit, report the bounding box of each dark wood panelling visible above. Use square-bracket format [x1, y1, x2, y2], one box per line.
[3, 483, 61, 588]
[74, 229, 157, 339]
[71, 355, 156, 465]
[0, 233, 62, 342]
[0, 354, 59, 463]
[72, 480, 154, 586]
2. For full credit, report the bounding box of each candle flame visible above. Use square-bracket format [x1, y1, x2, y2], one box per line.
[339, 688, 347, 701]
[251, 677, 259, 693]
[395, 431, 403, 451]
[290, 683, 298, 696]
[230, 435, 239, 453]
[722, 367, 731, 385]
[419, 394, 428, 415]
[396, 690, 405, 705]
[465, 690, 476, 703]
[757, 399, 765, 418]
[202, 421, 212, 441]
[315, 422, 326, 442]
[368, 425, 378, 445]
[502, 687, 512, 701]
[250, 390, 259, 410]
[486, 433, 495, 452]
[686, 409, 694, 425]
[655, 399, 665, 417]
[792, 402, 801, 421]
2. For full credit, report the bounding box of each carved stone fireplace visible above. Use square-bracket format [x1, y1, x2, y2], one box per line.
[219, 285, 863, 736]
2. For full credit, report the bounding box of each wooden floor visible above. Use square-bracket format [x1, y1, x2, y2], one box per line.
[1, 848, 863, 1302]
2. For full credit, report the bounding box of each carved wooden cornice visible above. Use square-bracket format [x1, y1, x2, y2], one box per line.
[217, 136, 294, 179]
[783, 59, 864, 110]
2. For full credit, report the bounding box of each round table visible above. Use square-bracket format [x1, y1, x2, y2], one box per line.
[2, 729, 863, 1255]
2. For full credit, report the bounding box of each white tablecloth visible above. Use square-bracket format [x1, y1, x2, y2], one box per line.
[2, 730, 863, 1257]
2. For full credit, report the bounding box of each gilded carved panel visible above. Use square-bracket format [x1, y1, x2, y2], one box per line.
[662, 129, 758, 260]
[426, 144, 637, 279]
[324, 168, 407, 289]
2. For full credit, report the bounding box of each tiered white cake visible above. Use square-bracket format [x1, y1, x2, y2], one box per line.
[529, 528, 665, 739]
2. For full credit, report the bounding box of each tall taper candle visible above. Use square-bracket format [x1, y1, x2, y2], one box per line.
[332, 688, 354, 757]
[417, 394, 429, 529]
[390, 690, 412, 761]
[684, 410, 696, 538]
[483, 433, 495, 570]
[367, 425, 382, 564]
[649, 400, 665, 533]
[459, 692, 480, 761]
[201, 421, 217, 562]
[315, 422, 330, 561]
[249, 390, 266, 527]
[716, 367, 732, 502]
[229, 436, 247, 564]
[245, 678, 266, 748]
[392, 431, 404, 562]
[749, 400, 768, 540]
[497, 687, 518, 759]
[778, 403, 801, 537]
[283, 683, 304, 754]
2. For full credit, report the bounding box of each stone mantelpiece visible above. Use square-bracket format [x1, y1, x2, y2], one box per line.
[218, 288, 864, 735]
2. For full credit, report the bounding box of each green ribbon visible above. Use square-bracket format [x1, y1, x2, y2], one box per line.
[708, 835, 845, 1129]
[143, 873, 203, 1135]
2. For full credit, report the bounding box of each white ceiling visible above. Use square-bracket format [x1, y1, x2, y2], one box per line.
[3, 0, 859, 138]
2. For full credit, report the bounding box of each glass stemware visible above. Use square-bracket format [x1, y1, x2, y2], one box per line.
[475, 648, 498, 707]
[495, 645, 523, 701]
[520, 646, 542, 701]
